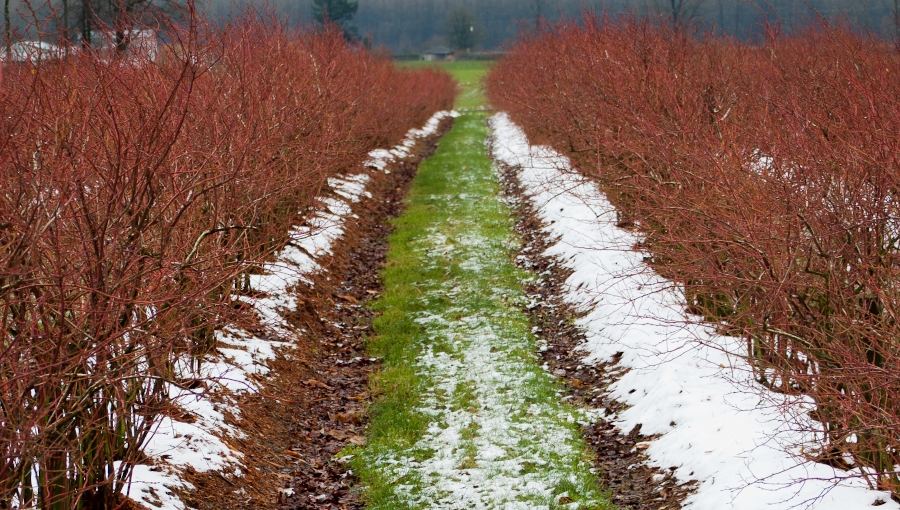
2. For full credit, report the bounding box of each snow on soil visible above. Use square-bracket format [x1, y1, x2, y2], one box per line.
[124, 110, 457, 510]
[488, 112, 898, 510]
[369, 144, 602, 508]
[391, 288, 599, 509]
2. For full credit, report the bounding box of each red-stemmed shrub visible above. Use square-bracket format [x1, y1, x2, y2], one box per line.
[0, 10, 453, 509]
[488, 13, 900, 498]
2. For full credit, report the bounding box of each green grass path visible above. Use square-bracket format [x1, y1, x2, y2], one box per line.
[347, 63, 611, 510]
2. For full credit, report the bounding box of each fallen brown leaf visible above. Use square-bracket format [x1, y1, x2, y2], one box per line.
[332, 411, 363, 424]
[304, 379, 333, 390]
[327, 429, 348, 440]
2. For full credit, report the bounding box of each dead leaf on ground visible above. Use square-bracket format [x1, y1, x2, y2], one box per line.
[332, 411, 363, 424]
[327, 429, 348, 440]
[304, 379, 333, 390]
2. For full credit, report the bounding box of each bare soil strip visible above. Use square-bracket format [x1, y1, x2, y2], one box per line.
[174, 118, 453, 510]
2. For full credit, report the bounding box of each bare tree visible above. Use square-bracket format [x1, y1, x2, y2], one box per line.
[4, 0, 9, 56]
[894, 0, 900, 42]
[657, 0, 705, 27]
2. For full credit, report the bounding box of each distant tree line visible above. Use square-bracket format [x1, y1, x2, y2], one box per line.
[6, 0, 899, 53]
[347, 0, 900, 54]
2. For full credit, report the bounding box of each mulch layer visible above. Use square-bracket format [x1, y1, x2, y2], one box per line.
[174, 118, 454, 510]
[496, 162, 698, 510]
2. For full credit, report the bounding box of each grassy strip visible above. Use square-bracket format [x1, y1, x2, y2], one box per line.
[347, 67, 611, 509]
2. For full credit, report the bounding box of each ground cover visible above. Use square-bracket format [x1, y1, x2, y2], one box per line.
[496, 149, 697, 510]
[348, 65, 610, 509]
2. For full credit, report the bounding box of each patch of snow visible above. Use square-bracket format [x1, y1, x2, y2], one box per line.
[123, 464, 192, 510]
[489, 112, 899, 510]
[328, 173, 372, 202]
[364, 110, 459, 171]
[128, 110, 456, 510]
[372, 218, 601, 508]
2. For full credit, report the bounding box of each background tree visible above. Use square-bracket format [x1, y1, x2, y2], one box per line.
[657, 0, 706, 27]
[311, 0, 357, 40]
[5, 0, 10, 57]
[527, 0, 547, 28]
[894, 0, 899, 40]
[446, 6, 481, 51]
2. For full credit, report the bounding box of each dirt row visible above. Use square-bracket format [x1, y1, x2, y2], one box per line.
[495, 161, 698, 510]
[172, 117, 454, 510]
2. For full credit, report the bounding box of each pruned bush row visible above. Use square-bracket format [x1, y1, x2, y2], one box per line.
[0, 13, 453, 509]
[488, 14, 900, 496]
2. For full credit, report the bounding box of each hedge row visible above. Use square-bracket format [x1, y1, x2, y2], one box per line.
[488, 14, 900, 496]
[0, 14, 454, 509]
